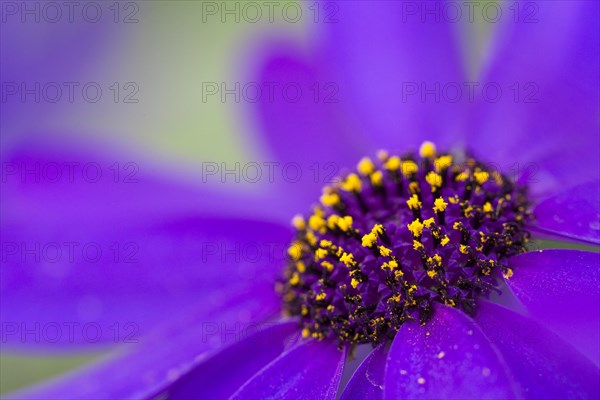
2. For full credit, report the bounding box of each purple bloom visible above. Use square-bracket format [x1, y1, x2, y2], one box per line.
[2, 1, 599, 399]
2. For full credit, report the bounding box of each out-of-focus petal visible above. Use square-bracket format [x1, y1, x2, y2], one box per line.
[471, 1, 599, 194]
[505, 250, 600, 366]
[1, 11, 116, 141]
[4, 297, 280, 400]
[156, 321, 298, 400]
[384, 305, 517, 399]
[230, 339, 345, 400]
[340, 344, 385, 400]
[250, 45, 364, 215]
[1, 216, 289, 347]
[318, 1, 467, 152]
[532, 181, 600, 244]
[475, 301, 599, 399]
[1, 134, 287, 226]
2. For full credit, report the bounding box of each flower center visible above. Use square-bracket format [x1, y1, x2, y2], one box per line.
[278, 142, 532, 345]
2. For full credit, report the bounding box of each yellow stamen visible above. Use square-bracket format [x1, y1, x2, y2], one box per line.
[361, 232, 377, 247]
[474, 171, 489, 185]
[320, 192, 340, 207]
[377, 149, 389, 161]
[440, 235, 450, 246]
[327, 214, 340, 229]
[315, 248, 328, 260]
[309, 215, 326, 231]
[433, 197, 448, 212]
[456, 171, 469, 181]
[370, 170, 383, 186]
[337, 216, 353, 231]
[426, 171, 443, 188]
[409, 181, 420, 194]
[379, 246, 392, 257]
[401, 160, 419, 176]
[297, 261, 306, 273]
[319, 240, 332, 248]
[357, 157, 375, 176]
[406, 194, 422, 210]
[384, 156, 401, 171]
[372, 224, 384, 236]
[305, 231, 317, 246]
[289, 273, 300, 285]
[288, 242, 302, 260]
[419, 141, 437, 158]
[434, 155, 453, 172]
[321, 261, 334, 272]
[407, 219, 424, 237]
[340, 252, 356, 267]
[423, 217, 435, 228]
[341, 173, 362, 192]
[291, 215, 306, 230]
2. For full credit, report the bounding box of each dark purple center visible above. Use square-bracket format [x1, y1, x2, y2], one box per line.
[278, 142, 532, 345]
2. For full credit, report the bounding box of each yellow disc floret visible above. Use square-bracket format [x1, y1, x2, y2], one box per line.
[357, 157, 375, 176]
[419, 141, 437, 158]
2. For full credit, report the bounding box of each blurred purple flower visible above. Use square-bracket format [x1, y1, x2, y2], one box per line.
[2, 1, 599, 399]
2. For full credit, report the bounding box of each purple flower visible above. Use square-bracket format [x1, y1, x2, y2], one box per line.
[2, 1, 599, 399]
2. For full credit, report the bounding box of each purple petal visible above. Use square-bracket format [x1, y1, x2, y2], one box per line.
[230, 339, 346, 400]
[156, 321, 299, 400]
[1, 134, 289, 225]
[251, 46, 365, 214]
[385, 305, 517, 399]
[470, 2, 599, 194]
[340, 344, 385, 400]
[318, 1, 466, 151]
[475, 301, 599, 399]
[1, 216, 289, 347]
[506, 249, 600, 366]
[5, 297, 280, 399]
[532, 181, 600, 244]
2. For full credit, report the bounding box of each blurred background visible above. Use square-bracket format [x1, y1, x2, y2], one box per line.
[1, 0, 318, 392]
[2, 0, 597, 395]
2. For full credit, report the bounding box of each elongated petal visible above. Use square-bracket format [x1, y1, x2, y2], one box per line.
[506, 250, 600, 366]
[1, 216, 288, 347]
[532, 181, 600, 244]
[5, 297, 279, 400]
[230, 339, 345, 400]
[476, 301, 599, 399]
[318, 1, 466, 151]
[1, 135, 281, 226]
[385, 305, 517, 399]
[471, 1, 599, 193]
[157, 321, 298, 399]
[340, 344, 385, 400]
[251, 47, 364, 214]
